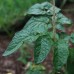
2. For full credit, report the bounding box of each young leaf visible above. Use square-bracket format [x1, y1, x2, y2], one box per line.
[56, 24, 65, 32]
[27, 2, 60, 15]
[34, 36, 53, 63]
[49, 6, 60, 15]
[41, 2, 52, 9]
[57, 13, 72, 25]
[27, 3, 46, 15]
[48, 24, 52, 29]
[26, 64, 45, 74]
[54, 39, 69, 71]
[48, 32, 59, 40]
[27, 2, 52, 15]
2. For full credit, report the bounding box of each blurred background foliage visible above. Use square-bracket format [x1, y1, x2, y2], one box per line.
[0, 0, 74, 33]
[0, 0, 49, 32]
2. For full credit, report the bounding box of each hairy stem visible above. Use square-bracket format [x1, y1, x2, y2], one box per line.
[52, 0, 56, 74]
[52, 0, 56, 41]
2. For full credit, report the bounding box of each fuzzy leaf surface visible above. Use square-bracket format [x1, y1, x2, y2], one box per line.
[34, 36, 53, 63]
[57, 13, 72, 25]
[27, 2, 60, 15]
[56, 24, 65, 32]
[3, 16, 49, 56]
[54, 39, 69, 71]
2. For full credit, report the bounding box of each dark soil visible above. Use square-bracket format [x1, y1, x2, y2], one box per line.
[0, 35, 24, 74]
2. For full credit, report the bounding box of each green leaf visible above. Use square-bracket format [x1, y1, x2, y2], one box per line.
[27, 2, 51, 15]
[27, 2, 60, 15]
[3, 30, 39, 56]
[41, 1, 52, 9]
[34, 36, 53, 63]
[48, 32, 59, 40]
[54, 39, 69, 71]
[27, 3, 46, 15]
[3, 16, 49, 56]
[17, 57, 27, 64]
[25, 35, 39, 43]
[70, 33, 74, 43]
[69, 48, 74, 62]
[49, 6, 60, 15]
[48, 24, 52, 29]
[3, 17, 48, 56]
[57, 13, 72, 25]
[56, 24, 65, 32]
[26, 70, 45, 74]
[24, 16, 49, 35]
[26, 64, 45, 74]
[3, 30, 26, 56]
[63, 37, 70, 45]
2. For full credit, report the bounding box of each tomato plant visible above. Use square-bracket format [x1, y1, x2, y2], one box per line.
[3, 1, 74, 74]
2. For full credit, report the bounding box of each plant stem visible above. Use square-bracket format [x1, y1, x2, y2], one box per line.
[52, 0, 56, 74]
[52, 0, 56, 41]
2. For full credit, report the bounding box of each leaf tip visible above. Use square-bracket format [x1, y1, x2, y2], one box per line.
[2, 53, 7, 56]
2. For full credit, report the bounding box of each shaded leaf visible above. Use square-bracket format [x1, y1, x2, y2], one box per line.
[54, 39, 69, 71]
[26, 64, 45, 74]
[48, 32, 59, 40]
[67, 48, 74, 74]
[34, 36, 53, 63]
